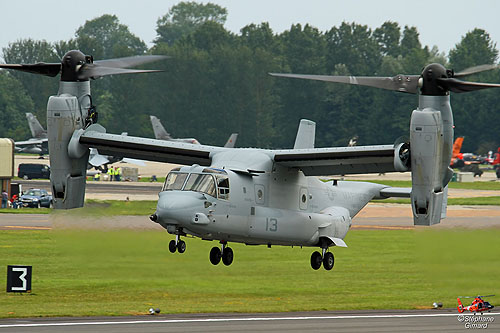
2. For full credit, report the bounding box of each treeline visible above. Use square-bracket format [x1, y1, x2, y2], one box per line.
[1, 2, 499, 153]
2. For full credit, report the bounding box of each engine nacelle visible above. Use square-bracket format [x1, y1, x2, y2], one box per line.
[47, 82, 91, 209]
[409, 95, 453, 226]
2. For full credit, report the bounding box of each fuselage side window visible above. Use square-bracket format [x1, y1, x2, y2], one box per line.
[216, 176, 230, 200]
[184, 174, 216, 197]
[162, 172, 188, 191]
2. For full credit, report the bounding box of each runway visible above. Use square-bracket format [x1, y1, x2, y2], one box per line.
[1, 310, 498, 332]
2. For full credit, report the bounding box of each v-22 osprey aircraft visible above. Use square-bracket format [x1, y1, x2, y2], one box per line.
[2, 51, 500, 270]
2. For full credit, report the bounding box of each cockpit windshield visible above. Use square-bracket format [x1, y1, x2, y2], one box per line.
[184, 174, 216, 197]
[162, 172, 188, 191]
[162, 170, 229, 199]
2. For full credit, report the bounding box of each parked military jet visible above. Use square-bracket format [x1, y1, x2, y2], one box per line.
[150, 115, 238, 148]
[14, 113, 48, 156]
[2, 52, 500, 270]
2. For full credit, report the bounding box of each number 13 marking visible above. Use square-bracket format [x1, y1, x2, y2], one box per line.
[266, 218, 278, 232]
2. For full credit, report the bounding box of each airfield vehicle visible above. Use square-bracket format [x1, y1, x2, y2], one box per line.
[17, 163, 50, 180]
[20, 188, 53, 208]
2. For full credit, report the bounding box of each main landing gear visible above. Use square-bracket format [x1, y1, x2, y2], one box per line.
[210, 241, 233, 266]
[310, 247, 334, 270]
[168, 234, 186, 254]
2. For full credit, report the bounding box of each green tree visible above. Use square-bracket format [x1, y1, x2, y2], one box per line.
[1, 39, 59, 124]
[449, 29, 500, 152]
[449, 29, 498, 70]
[74, 14, 147, 59]
[0, 72, 35, 140]
[326, 22, 381, 75]
[374, 21, 401, 57]
[155, 1, 227, 45]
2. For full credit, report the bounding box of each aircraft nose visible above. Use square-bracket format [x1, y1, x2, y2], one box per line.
[156, 192, 205, 224]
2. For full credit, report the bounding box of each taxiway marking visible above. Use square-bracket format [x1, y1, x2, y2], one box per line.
[3, 226, 51, 230]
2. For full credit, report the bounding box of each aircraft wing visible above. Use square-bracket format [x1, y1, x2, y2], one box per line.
[15, 138, 47, 146]
[73, 125, 222, 166]
[121, 157, 146, 166]
[272, 145, 398, 176]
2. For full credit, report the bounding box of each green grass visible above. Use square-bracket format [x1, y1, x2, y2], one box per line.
[0, 228, 499, 317]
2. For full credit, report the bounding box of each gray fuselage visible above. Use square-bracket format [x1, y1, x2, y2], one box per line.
[154, 150, 386, 247]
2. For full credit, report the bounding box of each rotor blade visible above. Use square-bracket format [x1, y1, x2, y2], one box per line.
[78, 65, 163, 80]
[454, 64, 498, 78]
[269, 73, 420, 94]
[94, 55, 168, 68]
[0, 63, 61, 77]
[438, 77, 500, 93]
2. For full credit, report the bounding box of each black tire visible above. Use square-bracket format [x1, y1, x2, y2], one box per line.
[36, 201, 40, 209]
[177, 240, 186, 253]
[310, 251, 322, 270]
[222, 247, 234, 266]
[323, 252, 334, 270]
[23, 175, 29, 180]
[210, 247, 221, 265]
[168, 240, 177, 253]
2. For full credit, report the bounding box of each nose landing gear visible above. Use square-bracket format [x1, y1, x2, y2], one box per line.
[210, 241, 233, 266]
[168, 234, 186, 254]
[310, 247, 335, 270]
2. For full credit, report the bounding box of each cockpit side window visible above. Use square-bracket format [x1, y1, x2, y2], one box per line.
[162, 172, 188, 191]
[184, 174, 216, 197]
[216, 176, 230, 200]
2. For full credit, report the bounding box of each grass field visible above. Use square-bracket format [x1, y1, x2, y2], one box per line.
[1, 228, 499, 318]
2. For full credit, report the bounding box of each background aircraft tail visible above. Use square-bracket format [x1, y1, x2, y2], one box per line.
[150, 115, 172, 140]
[223, 133, 238, 148]
[26, 113, 47, 139]
[452, 137, 464, 158]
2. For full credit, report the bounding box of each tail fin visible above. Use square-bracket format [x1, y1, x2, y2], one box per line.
[457, 298, 464, 313]
[452, 137, 464, 158]
[26, 113, 47, 139]
[223, 133, 238, 148]
[293, 119, 315, 149]
[150, 115, 171, 140]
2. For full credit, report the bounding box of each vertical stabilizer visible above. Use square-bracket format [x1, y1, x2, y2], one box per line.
[452, 137, 464, 158]
[223, 133, 238, 148]
[150, 115, 171, 140]
[26, 113, 47, 139]
[294, 119, 316, 149]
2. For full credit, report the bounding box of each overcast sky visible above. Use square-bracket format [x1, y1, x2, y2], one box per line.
[1, 0, 499, 61]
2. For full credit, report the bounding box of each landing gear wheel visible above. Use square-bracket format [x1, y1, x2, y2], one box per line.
[222, 247, 234, 266]
[168, 240, 177, 253]
[310, 251, 322, 270]
[323, 252, 334, 270]
[177, 240, 186, 253]
[210, 247, 221, 265]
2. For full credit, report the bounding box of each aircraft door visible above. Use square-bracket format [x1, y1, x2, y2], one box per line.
[299, 187, 308, 210]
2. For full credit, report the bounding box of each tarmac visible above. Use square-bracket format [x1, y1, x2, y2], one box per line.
[2, 310, 499, 332]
